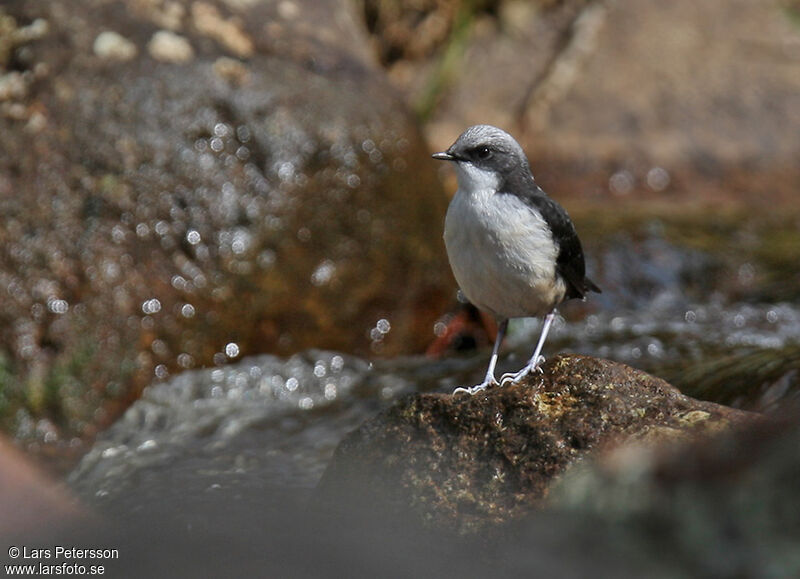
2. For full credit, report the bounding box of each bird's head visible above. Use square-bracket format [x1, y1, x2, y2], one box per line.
[432, 125, 531, 193]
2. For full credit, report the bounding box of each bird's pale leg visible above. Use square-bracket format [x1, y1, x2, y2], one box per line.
[500, 311, 556, 386]
[453, 319, 508, 395]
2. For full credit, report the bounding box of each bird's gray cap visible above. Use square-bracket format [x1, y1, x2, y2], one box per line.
[432, 124, 529, 172]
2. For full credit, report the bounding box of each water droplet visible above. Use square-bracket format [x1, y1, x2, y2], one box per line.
[141, 298, 162, 315]
[258, 249, 276, 269]
[298, 397, 314, 410]
[225, 342, 240, 358]
[181, 303, 196, 318]
[609, 170, 634, 196]
[346, 174, 361, 188]
[154, 220, 170, 236]
[646, 167, 670, 191]
[230, 229, 250, 254]
[111, 225, 126, 243]
[311, 260, 336, 286]
[186, 229, 202, 245]
[277, 162, 295, 182]
[151, 339, 168, 357]
[235, 146, 250, 161]
[47, 298, 69, 314]
[285, 377, 299, 392]
[646, 342, 662, 356]
[236, 125, 251, 142]
[213, 122, 231, 138]
[324, 383, 337, 400]
[102, 261, 120, 281]
[177, 353, 195, 368]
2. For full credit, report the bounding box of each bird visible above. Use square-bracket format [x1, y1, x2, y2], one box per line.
[433, 125, 600, 395]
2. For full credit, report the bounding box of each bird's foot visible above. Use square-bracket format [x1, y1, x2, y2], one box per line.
[453, 377, 497, 396]
[499, 355, 545, 386]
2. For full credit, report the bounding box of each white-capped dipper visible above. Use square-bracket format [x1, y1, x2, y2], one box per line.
[433, 125, 600, 395]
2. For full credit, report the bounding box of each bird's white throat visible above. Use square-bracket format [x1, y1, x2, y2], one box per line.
[453, 162, 502, 199]
[444, 177, 564, 320]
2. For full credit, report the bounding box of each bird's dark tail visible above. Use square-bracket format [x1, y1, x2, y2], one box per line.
[585, 277, 601, 294]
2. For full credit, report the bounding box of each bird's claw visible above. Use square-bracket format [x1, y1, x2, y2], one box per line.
[452, 378, 497, 396]
[499, 372, 521, 387]
[499, 355, 545, 386]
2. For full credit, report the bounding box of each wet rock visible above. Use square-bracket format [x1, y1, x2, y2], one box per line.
[0, 1, 452, 440]
[315, 354, 757, 532]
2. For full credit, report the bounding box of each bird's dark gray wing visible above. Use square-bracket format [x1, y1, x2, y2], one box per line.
[500, 173, 600, 300]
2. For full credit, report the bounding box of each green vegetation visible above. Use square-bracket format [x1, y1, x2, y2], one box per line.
[0, 339, 139, 443]
[414, 2, 477, 122]
[655, 344, 800, 411]
[783, 0, 800, 28]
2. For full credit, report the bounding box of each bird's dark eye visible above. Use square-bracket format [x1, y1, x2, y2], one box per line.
[473, 146, 492, 161]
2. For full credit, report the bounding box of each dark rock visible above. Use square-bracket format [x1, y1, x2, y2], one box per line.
[316, 354, 757, 532]
[0, 0, 453, 440]
[531, 408, 800, 578]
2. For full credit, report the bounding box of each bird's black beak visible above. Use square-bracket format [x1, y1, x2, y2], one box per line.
[432, 151, 456, 161]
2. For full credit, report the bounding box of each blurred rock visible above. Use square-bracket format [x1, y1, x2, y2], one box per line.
[0, 0, 452, 440]
[537, 408, 800, 578]
[315, 354, 757, 532]
[56, 352, 798, 577]
[0, 434, 86, 538]
[401, 0, 800, 197]
[529, 0, 800, 169]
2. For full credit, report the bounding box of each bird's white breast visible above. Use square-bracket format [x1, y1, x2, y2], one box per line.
[444, 166, 565, 320]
